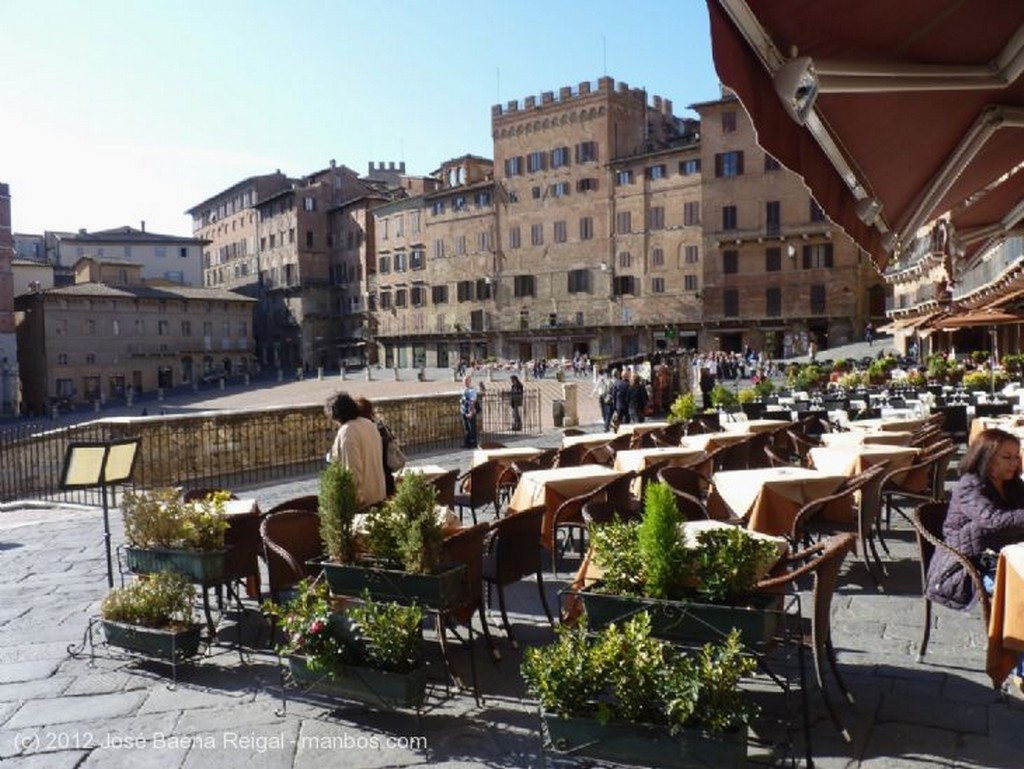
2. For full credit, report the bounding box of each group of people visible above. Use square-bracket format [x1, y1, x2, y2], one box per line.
[592, 367, 651, 432]
[325, 392, 400, 511]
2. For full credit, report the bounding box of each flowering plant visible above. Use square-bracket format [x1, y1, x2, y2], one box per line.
[263, 578, 349, 675]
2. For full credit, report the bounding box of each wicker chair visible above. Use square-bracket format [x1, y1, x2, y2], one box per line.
[909, 500, 990, 661]
[259, 510, 323, 602]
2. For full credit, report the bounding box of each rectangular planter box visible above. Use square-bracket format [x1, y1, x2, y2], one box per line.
[287, 655, 427, 709]
[124, 546, 226, 583]
[578, 587, 778, 647]
[101, 620, 202, 661]
[318, 561, 467, 610]
[542, 711, 746, 769]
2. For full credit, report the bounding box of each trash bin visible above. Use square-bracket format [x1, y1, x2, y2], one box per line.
[552, 399, 565, 427]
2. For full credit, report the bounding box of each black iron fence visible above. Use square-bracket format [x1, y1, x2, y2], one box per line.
[0, 388, 544, 504]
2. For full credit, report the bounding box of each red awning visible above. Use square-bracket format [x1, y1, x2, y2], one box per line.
[706, 1, 1024, 270]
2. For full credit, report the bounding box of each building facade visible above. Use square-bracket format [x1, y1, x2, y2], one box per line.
[0, 183, 18, 414]
[14, 261, 255, 414]
[693, 96, 882, 358]
[371, 77, 708, 367]
[50, 226, 206, 287]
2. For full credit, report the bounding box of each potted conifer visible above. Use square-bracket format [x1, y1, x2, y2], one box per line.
[317, 470, 466, 609]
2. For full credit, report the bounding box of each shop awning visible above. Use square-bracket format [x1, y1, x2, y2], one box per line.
[706, 1, 1024, 269]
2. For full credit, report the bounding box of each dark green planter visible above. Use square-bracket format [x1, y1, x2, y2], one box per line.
[287, 655, 427, 709]
[318, 561, 467, 610]
[101, 620, 202, 661]
[578, 587, 778, 646]
[124, 546, 226, 583]
[542, 711, 746, 769]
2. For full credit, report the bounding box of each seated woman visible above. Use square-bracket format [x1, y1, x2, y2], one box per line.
[927, 427, 1024, 610]
[926, 427, 1024, 687]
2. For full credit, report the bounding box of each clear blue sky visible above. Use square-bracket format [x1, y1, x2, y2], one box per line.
[1, 0, 720, 237]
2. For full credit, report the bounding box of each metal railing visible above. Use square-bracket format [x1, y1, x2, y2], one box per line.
[0, 388, 544, 504]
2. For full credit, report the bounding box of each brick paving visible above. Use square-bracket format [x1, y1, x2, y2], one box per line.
[2, 368, 1022, 768]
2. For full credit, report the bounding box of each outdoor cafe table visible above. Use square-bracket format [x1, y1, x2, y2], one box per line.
[721, 418, 792, 435]
[613, 446, 707, 474]
[808, 445, 919, 478]
[969, 415, 1024, 446]
[678, 431, 752, 452]
[615, 420, 672, 436]
[397, 464, 449, 482]
[561, 431, 619, 449]
[987, 543, 1024, 688]
[471, 446, 543, 468]
[707, 467, 847, 537]
[818, 430, 914, 447]
[507, 464, 628, 551]
[223, 498, 262, 599]
[847, 416, 927, 433]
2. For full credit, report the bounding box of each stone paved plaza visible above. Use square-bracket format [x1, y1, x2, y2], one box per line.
[1, 368, 1021, 768]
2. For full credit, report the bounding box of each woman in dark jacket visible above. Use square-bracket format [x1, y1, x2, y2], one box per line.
[926, 427, 1024, 610]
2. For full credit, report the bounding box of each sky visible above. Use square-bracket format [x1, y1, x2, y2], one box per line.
[1, 0, 721, 238]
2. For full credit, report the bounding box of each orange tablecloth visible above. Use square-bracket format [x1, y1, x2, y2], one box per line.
[471, 446, 543, 468]
[561, 431, 619, 449]
[721, 418, 792, 435]
[612, 447, 707, 474]
[708, 467, 846, 536]
[819, 430, 914, 447]
[508, 464, 627, 551]
[987, 543, 1024, 688]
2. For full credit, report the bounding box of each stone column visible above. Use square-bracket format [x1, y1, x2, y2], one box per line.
[562, 381, 579, 427]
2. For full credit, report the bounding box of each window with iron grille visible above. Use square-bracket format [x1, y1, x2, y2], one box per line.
[577, 177, 598, 192]
[410, 248, 425, 269]
[378, 255, 391, 273]
[433, 239, 445, 258]
[646, 164, 667, 180]
[505, 156, 523, 176]
[379, 291, 392, 309]
[411, 286, 425, 307]
[528, 151, 546, 173]
[576, 141, 598, 163]
[395, 289, 407, 308]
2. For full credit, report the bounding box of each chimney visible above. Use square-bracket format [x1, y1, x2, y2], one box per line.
[140, 220, 146, 232]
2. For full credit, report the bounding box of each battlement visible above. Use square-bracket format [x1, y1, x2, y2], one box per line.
[491, 76, 673, 119]
[367, 161, 407, 174]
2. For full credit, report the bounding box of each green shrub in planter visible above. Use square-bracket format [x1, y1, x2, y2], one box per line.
[121, 488, 229, 551]
[668, 393, 698, 424]
[962, 369, 1008, 391]
[710, 384, 737, 408]
[319, 463, 360, 564]
[101, 572, 195, 629]
[736, 388, 757, 404]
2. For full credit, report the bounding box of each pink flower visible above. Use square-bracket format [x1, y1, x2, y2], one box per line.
[310, 620, 325, 634]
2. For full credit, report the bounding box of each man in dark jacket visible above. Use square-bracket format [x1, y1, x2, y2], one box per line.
[611, 368, 631, 428]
